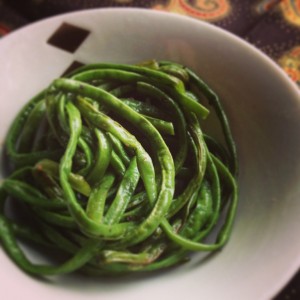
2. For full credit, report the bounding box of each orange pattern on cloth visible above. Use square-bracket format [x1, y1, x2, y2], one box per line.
[152, 0, 231, 22]
[279, 46, 300, 84]
[254, 0, 282, 14]
[152, 0, 300, 85]
[1, 0, 300, 86]
[280, 0, 300, 26]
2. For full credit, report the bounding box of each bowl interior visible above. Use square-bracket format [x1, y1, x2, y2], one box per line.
[0, 8, 300, 300]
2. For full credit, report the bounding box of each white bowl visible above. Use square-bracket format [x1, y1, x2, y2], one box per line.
[0, 8, 299, 300]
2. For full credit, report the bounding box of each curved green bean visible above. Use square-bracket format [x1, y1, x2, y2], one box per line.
[0, 60, 238, 277]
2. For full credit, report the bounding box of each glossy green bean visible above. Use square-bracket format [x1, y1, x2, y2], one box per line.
[104, 156, 140, 225]
[74, 96, 157, 203]
[5, 91, 61, 166]
[110, 150, 126, 176]
[135, 81, 187, 173]
[107, 132, 130, 166]
[2, 179, 65, 209]
[86, 128, 112, 186]
[58, 101, 130, 238]
[17, 100, 46, 153]
[34, 159, 91, 196]
[86, 173, 115, 223]
[0, 214, 99, 275]
[0, 60, 238, 276]
[121, 97, 169, 119]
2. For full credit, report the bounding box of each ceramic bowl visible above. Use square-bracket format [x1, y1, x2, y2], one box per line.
[0, 8, 299, 300]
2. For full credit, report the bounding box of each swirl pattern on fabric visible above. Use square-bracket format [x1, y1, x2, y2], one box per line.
[279, 45, 300, 85]
[153, 0, 231, 21]
[280, 0, 300, 26]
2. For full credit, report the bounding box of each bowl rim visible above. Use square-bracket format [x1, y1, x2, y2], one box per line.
[0, 7, 299, 300]
[2, 6, 299, 99]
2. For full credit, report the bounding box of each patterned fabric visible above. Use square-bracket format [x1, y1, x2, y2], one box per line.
[0, 1, 299, 299]
[2, 0, 300, 86]
[0, 0, 27, 36]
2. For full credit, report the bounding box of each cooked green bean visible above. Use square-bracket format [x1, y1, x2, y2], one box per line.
[86, 173, 115, 223]
[104, 157, 140, 225]
[34, 159, 91, 196]
[5, 91, 61, 166]
[0, 60, 238, 277]
[107, 132, 130, 166]
[2, 179, 65, 210]
[17, 100, 46, 153]
[86, 128, 112, 186]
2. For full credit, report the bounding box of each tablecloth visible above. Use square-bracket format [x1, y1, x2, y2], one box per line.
[0, 1, 299, 299]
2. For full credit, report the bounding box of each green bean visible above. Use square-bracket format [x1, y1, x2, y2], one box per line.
[86, 128, 112, 186]
[135, 81, 187, 173]
[74, 96, 157, 202]
[72, 66, 209, 119]
[48, 93, 93, 176]
[86, 173, 115, 223]
[34, 159, 91, 196]
[121, 97, 169, 119]
[54, 81, 176, 248]
[142, 115, 175, 136]
[38, 221, 79, 253]
[160, 61, 237, 174]
[0, 214, 99, 275]
[107, 132, 130, 166]
[4, 91, 61, 166]
[2, 179, 65, 210]
[32, 208, 77, 229]
[58, 101, 132, 239]
[160, 149, 237, 251]
[17, 100, 46, 153]
[32, 167, 64, 199]
[70, 64, 184, 91]
[179, 180, 213, 239]
[76, 138, 93, 176]
[121, 202, 148, 222]
[46, 93, 67, 146]
[104, 156, 140, 225]
[167, 114, 207, 217]
[0, 59, 238, 277]
[159, 64, 190, 83]
[110, 150, 126, 176]
[109, 84, 135, 98]
[11, 221, 56, 248]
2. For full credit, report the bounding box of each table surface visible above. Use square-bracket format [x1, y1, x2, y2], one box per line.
[0, 1, 299, 299]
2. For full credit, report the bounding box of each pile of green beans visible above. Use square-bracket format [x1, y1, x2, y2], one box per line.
[0, 60, 238, 276]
